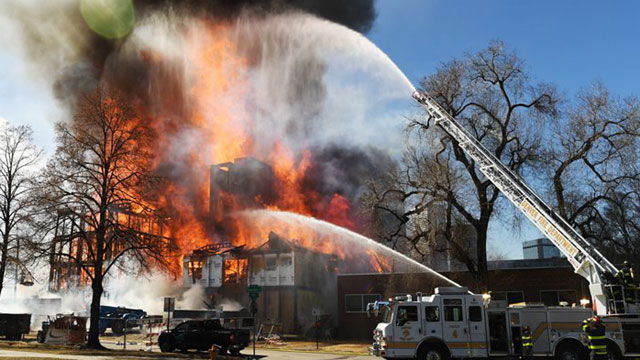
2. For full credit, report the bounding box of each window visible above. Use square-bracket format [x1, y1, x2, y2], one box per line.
[425, 306, 439, 322]
[396, 305, 418, 326]
[469, 306, 482, 322]
[345, 294, 381, 313]
[223, 258, 248, 284]
[265, 255, 277, 271]
[540, 290, 577, 306]
[204, 319, 222, 330]
[174, 322, 188, 331]
[444, 305, 464, 321]
[491, 291, 524, 304]
[252, 255, 264, 275]
[187, 260, 203, 280]
[279, 254, 292, 266]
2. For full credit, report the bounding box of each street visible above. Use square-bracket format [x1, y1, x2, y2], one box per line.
[240, 349, 372, 359]
[0, 348, 373, 359]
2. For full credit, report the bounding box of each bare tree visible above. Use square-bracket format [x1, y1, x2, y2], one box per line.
[545, 83, 640, 263]
[364, 41, 557, 289]
[0, 124, 42, 299]
[43, 87, 170, 348]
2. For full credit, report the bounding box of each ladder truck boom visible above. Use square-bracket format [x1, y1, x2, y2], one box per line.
[411, 90, 619, 315]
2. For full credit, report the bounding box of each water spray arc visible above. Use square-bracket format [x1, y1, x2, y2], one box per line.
[237, 209, 464, 288]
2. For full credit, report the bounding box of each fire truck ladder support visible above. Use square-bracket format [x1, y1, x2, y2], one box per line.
[412, 90, 621, 315]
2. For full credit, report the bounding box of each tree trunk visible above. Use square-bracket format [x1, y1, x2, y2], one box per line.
[86, 273, 104, 349]
[474, 223, 490, 292]
[0, 235, 7, 299]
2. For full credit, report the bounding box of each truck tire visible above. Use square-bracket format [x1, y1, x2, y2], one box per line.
[555, 342, 587, 360]
[606, 340, 622, 360]
[159, 337, 175, 353]
[36, 331, 45, 343]
[111, 320, 125, 336]
[417, 343, 449, 360]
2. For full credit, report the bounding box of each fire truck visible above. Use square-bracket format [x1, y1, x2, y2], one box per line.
[366, 91, 640, 359]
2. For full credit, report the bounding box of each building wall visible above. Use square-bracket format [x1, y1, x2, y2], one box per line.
[184, 245, 337, 335]
[336, 265, 590, 340]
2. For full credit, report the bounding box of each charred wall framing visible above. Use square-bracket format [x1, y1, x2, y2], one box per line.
[48, 203, 175, 292]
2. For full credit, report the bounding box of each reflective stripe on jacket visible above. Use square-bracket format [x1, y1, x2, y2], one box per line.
[583, 321, 607, 356]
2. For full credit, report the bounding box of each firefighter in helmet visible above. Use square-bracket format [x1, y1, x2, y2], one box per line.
[615, 261, 637, 303]
[520, 325, 533, 360]
[582, 316, 607, 360]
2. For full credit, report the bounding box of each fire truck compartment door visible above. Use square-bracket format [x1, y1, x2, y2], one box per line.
[466, 298, 488, 357]
[442, 297, 470, 358]
[519, 310, 550, 355]
[392, 304, 421, 357]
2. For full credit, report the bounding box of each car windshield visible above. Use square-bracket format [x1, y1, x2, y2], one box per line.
[174, 322, 188, 331]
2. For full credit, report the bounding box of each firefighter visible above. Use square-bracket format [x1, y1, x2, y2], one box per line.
[615, 261, 637, 303]
[582, 316, 607, 360]
[520, 326, 533, 360]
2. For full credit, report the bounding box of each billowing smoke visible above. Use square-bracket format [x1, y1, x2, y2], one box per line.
[1, 0, 413, 304]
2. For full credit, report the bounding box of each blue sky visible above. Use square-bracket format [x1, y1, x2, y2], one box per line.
[365, 0, 640, 258]
[368, 0, 640, 97]
[1, 1, 638, 259]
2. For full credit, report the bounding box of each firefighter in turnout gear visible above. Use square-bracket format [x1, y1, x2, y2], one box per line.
[582, 316, 607, 360]
[615, 261, 637, 303]
[520, 326, 533, 360]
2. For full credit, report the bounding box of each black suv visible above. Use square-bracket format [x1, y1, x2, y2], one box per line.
[158, 319, 250, 355]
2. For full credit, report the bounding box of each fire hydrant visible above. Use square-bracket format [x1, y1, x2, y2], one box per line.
[209, 344, 220, 360]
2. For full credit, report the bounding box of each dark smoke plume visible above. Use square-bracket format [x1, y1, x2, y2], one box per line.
[137, 0, 377, 33]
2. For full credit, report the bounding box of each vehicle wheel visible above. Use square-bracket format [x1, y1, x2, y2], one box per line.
[159, 338, 175, 353]
[555, 342, 587, 360]
[606, 341, 622, 360]
[418, 344, 449, 360]
[230, 349, 241, 356]
[111, 320, 125, 336]
[36, 331, 45, 343]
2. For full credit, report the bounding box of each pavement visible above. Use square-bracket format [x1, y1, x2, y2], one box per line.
[0, 349, 113, 359]
[0, 348, 374, 359]
[239, 349, 372, 359]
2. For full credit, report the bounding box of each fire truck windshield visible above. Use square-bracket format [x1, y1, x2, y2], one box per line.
[381, 304, 393, 323]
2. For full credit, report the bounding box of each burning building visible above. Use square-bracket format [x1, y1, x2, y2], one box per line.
[183, 232, 337, 334]
[181, 156, 385, 334]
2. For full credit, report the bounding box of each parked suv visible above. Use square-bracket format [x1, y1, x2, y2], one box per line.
[158, 318, 250, 355]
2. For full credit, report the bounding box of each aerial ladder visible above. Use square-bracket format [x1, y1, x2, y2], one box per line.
[411, 90, 637, 316]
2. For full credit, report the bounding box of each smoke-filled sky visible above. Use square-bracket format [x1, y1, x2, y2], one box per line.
[2, 0, 640, 259]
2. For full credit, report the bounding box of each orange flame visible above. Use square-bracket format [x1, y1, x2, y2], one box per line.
[116, 20, 387, 274]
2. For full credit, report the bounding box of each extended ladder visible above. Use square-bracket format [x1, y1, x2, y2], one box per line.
[412, 91, 620, 314]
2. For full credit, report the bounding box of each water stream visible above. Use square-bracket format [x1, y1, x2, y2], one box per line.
[239, 209, 464, 288]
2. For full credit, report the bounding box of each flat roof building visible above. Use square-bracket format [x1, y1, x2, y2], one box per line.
[523, 238, 562, 259]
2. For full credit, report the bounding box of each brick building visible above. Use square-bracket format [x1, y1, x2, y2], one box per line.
[336, 258, 589, 339]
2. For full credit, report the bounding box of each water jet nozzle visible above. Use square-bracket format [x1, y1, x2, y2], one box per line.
[412, 90, 428, 105]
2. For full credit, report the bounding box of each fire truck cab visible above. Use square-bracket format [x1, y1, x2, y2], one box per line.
[369, 287, 636, 360]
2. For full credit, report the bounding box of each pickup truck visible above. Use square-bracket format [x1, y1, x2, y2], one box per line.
[158, 318, 250, 355]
